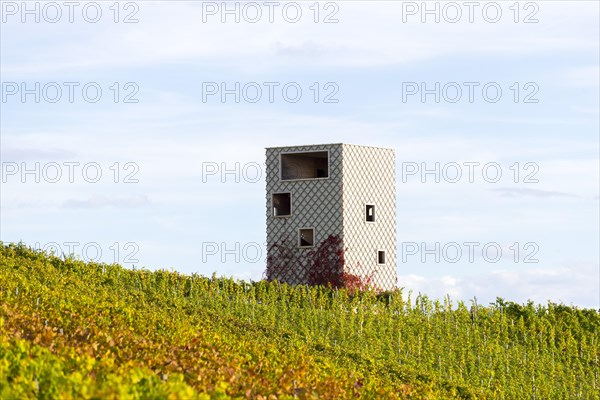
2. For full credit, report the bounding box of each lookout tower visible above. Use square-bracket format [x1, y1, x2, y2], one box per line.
[265, 143, 397, 290]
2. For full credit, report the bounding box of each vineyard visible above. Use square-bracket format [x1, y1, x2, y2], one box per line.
[1, 242, 598, 399]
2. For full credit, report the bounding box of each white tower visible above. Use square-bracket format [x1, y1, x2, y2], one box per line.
[265, 143, 397, 291]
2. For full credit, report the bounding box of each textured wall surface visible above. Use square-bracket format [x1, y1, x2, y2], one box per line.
[341, 144, 397, 291]
[265, 143, 397, 290]
[266, 144, 344, 284]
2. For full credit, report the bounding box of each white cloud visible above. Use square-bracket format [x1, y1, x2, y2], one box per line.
[62, 194, 150, 209]
[2, 2, 598, 77]
[555, 66, 600, 88]
[489, 187, 577, 198]
[399, 263, 599, 308]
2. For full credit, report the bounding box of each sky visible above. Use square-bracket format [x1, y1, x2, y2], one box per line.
[1, 0, 598, 308]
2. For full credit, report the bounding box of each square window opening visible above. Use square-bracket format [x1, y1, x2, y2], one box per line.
[378, 250, 386, 265]
[281, 151, 329, 180]
[299, 228, 315, 247]
[273, 193, 291, 217]
[366, 204, 375, 222]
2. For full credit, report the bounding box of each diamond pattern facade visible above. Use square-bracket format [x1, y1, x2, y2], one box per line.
[341, 144, 397, 290]
[266, 143, 397, 290]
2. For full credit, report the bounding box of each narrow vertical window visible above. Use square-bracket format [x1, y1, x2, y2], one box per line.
[273, 193, 291, 217]
[378, 250, 386, 265]
[366, 204, 375, 222]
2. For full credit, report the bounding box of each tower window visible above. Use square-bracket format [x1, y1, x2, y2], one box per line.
[366, 204, 375, 222]
[281, 151, 329, 180]
[378, 250, 386, 265]
[298, 228, 315, 247]
[272, 193, 291, 217]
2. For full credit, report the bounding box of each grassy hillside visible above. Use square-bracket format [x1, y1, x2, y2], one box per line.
[1, 242, 598, 399]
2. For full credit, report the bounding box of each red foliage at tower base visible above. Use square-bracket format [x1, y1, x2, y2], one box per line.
[266, 234, 377, 293]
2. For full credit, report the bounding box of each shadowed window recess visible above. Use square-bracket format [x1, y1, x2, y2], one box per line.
[366, 204, 375, 222]
[281, 151, 329, 180]
[298, 228, 315, 247]
[272, 193, 291, 216]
